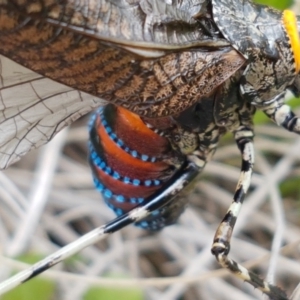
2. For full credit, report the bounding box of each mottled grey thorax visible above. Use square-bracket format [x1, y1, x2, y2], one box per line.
[212, 0, 296, 105]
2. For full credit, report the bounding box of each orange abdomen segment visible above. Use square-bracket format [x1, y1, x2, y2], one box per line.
[89, 104, 185, 223]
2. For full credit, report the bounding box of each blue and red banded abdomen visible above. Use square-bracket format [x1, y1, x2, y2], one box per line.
[89, 104, 185, 230]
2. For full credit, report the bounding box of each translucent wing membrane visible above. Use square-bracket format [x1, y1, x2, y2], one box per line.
[0, 55, 107, 169]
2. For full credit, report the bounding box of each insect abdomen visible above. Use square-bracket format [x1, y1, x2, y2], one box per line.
[89, 104, 184, 230]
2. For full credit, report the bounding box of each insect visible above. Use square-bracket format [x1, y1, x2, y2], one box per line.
[0, 0, 300, 299]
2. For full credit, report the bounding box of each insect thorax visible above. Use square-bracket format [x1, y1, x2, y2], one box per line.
[213, 0, 298, 106]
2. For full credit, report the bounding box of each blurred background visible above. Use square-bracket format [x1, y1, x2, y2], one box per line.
[1, 0, 300, 299]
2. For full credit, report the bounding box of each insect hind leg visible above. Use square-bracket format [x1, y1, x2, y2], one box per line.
[0, 161, 200, 295]
[211, 126, 288, 300]
[262, 97, 300, 134]
[104, 162, 200, 233]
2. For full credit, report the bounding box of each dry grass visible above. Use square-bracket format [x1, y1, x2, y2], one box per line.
[1, 1, 300, 298]
[1, 105, 300, 300]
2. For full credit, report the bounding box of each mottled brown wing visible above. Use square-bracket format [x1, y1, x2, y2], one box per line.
[0, 1, 245, 117]
[5, 0, 229, 49]
[0, 1, 245, 169]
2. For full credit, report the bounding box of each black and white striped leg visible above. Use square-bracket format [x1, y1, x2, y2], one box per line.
[0, 162, 200, 295]
[211, 126, 288, 300]
[263, 99, 300, 134]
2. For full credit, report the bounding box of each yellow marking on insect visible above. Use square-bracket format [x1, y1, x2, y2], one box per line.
[283, 10, 300, 73]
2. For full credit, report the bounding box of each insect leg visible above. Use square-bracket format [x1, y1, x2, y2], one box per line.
[261, 97, 300, 134]
[103, 161, 201, 232]
[0, 161, 200, 295]
[211, 126, 288, 300]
